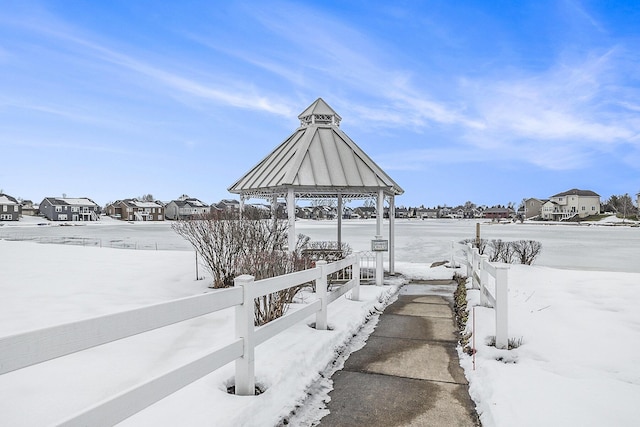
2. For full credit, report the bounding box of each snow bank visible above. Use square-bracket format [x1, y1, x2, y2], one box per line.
[0, 240, 399, 426]
[460, 265, 640, 426]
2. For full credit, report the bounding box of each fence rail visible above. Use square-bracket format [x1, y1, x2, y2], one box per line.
[452, 241, 509, 349]
[0, 254, 365, 426]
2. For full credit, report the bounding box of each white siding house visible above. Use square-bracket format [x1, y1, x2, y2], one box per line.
[541, 189, 600, 220]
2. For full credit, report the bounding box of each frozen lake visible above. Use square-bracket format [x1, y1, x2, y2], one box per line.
[2, 218, 639, 273]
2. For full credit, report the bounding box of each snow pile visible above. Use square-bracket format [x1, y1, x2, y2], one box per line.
[460, 265, 640, 426]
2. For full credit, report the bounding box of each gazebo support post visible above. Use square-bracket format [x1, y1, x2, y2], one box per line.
[271, 195, 278, 234]
[287, 188, 296, 252]
[376, 189, 384, 286]
[337, 193, 342, 253]
[389, 195, 395, 275]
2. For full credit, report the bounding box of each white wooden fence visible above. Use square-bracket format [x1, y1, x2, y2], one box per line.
[0, 254, 363, 426]
[452, 242, 510, 349]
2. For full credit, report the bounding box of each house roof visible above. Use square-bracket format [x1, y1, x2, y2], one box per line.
[112, 199, 163, 208]
[551, 189, 599, 198]
[228, 98, 403, 199]
[170, 198, 209, 208]
[0, 194, 19, 205]
[44, 197, 98, 207]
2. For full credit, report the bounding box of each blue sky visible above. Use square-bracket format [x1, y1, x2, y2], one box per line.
[1, 0, 639, 208]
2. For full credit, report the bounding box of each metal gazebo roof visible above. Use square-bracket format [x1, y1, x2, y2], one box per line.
[228, 98, 404, 200]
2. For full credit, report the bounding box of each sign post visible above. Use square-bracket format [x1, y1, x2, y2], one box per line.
[371, 236, 388, 286]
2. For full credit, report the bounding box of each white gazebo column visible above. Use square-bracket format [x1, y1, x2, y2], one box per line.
[287, 188, 296, 252]
[376, 189, 384, 286]
[337, 193, 342, 251]
[389, 195, 395, 275]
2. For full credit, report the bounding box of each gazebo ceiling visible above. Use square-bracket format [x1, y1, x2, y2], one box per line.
[228, 98, 403, 200]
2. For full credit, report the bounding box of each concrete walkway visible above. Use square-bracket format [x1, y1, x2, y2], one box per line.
[319, 281, 479, 426]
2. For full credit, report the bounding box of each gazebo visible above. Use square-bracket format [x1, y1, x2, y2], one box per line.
[228, 98, 404, 276]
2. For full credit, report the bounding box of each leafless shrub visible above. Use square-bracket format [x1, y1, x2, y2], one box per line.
[511, 240, 542, 265]
[172, 210, 313, 325]
[489, 239, 516, 263]
[461, 238, 488, 255]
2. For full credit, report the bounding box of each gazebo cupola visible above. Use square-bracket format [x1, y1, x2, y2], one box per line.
[298, 98, 342, 127]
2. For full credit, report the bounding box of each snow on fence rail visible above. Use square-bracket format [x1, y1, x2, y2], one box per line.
[452, 241, 509, 349]
[0, 254, 364, 426]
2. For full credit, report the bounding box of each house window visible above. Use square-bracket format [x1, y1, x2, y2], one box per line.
[13, 205, 18, 212]
[582, 206, 586, 211]
[58, 214, 68, 220]
[55, 206, 62, 212]
[2, 205, 6, 212]
[1, 214, 11, 220]
[71, 207, 79, 212]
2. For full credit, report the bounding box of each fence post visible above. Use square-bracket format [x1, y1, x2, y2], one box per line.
[351, 254, 360, 301]
[234, 274, 256, 395]
[471, 248, 480, 289]
[450, 241, 455, 268]
[494, 266, 509, 349]
[480, 255, 489, 307]
[315, 261, 328, 330]
[466, 243, 473, 275]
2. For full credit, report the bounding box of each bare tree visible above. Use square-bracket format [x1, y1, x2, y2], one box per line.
[512, 240, 542, 265]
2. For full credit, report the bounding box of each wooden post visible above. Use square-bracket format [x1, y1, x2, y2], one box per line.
[234, 274, 255, 395]
[195, 251, 199, 281]
[315, 261, 328, 330]
[476, 222, 481, 248]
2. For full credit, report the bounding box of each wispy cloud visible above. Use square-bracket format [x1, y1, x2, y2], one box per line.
[455, 48, 640, 168]
[3, 10, 294, 118]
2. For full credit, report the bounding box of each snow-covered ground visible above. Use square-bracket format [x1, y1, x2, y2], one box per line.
[1, 217, 640, 426]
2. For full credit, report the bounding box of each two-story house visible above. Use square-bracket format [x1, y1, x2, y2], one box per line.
[0, 193, 21, 221]
[165, 196, 210, 220]
[523, 198, 546, 219]
[541, 189, 600, 220]
[39, 197, 100, 221]
[105, 199, 165, 221]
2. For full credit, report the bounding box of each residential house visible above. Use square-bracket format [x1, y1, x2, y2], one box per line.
[0, 193, 21, 221]
[523, 198, 546, 219]
[415, 207, 439, 219]
[395, 207, 409, 218]
[105, 199, 165, 221]
[214, 199, 241, 214]
[541, 189, 600, 221]
[295, 207, 313, 219]
[20, 200, 38, 216]
[39, 197, 100, 221]
[483, 207, 514, 220]
[165, 196, 210, 220]
[354, 206, 376, 219]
